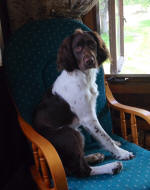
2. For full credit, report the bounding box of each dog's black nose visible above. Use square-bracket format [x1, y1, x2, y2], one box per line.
[85, 56, 95, 67]
[87, 57, 94, 66]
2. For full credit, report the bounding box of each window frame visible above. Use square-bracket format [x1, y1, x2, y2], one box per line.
[108, 0, 124, 74]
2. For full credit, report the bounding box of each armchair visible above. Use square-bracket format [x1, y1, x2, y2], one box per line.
[4, 18, 150, 190]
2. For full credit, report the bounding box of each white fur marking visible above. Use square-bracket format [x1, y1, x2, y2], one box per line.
[90, 162, 123, 175]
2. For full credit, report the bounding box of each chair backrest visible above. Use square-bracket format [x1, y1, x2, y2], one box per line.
[4, 18, 112, 148]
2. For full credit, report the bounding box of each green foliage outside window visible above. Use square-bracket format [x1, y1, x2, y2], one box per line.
[124, 0, 150, 7]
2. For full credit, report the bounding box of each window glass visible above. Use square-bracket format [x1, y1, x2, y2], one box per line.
[123, 0, 150, 74]
[99, 0, 150, 74]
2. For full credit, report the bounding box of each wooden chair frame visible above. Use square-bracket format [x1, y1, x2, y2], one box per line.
[17, 81, 150, 190]
[17, 114, 68, 190]
[105, 81, 150, 144]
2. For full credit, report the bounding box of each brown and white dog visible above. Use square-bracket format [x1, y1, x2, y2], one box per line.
[33, 29, 134, 178]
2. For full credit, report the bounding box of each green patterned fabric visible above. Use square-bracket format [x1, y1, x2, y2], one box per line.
[68, 134, 150, 190]
[4, 18, 150, 190]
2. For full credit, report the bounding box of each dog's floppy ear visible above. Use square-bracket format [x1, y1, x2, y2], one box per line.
[88, 31, 110, 66]
[57, 35, 78, 72]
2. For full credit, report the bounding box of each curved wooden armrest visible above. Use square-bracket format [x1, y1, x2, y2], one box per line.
[105, 81, 150, 125]
[17, 114, 68, 190]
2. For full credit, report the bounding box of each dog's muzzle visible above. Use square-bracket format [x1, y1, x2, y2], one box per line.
[83, 55, 96, 68]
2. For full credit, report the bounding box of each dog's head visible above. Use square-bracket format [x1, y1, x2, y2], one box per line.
[57, 29, 110, 72]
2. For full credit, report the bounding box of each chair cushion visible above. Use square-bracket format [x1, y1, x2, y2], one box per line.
[68, 135, 150, 190]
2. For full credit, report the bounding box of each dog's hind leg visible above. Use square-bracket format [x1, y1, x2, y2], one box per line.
[47, 127, 92, 177]
[90, 161, 123, 175]
[85, 153, 105, 165]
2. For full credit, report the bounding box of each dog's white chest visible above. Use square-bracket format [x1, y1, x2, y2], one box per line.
[52, 69, 98, 121]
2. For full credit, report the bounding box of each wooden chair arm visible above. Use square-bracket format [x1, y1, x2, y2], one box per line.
[17, 113, 68, 190]
[105, 81, 150, 145]
[105, 81, 150, 124]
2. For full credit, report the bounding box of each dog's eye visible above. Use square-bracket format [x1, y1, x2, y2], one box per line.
[75, 46, 82, 52]
[89, 44, 96, 49]
[87, 41, 97, 49]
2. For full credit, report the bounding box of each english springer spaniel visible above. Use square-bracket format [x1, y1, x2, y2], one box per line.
[33, 29, 134, 177]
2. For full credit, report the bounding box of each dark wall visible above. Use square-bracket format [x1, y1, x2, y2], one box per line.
[0, 67, 34, 189]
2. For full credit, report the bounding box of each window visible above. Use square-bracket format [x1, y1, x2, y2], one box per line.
[99, 0, 150, 74]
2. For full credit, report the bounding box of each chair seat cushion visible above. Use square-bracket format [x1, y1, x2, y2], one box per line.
[68, 135, 150, 190]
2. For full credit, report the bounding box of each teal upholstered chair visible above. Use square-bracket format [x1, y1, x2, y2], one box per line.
[4, 18, 150, 190]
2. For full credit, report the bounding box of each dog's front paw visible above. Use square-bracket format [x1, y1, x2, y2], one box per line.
[112, 162, 123, 175]
[113, 147, 134, 160]
[90, 161, 123, 176]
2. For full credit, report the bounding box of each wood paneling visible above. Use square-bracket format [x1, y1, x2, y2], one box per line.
[82, 5, 97, 31]
[106, 75, 150, 110]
